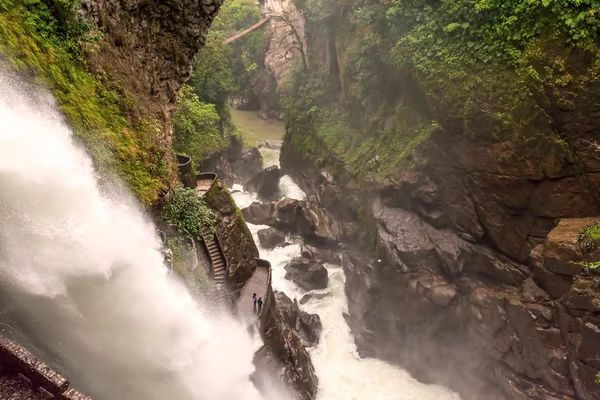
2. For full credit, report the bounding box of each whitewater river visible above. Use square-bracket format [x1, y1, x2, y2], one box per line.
[231, 112, 459, 400]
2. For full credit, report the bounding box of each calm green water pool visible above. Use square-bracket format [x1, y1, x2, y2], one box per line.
[230, 109, 285, 143]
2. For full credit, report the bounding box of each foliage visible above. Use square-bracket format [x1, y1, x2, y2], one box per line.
[0, 0, 168, 206]
[387, 0, 600, 75]
[163, 186, 215, 238]
[284, 0, 600, 185]
[578, 223, 600, 250]
[173, 85, 224, 163]
[188, 0, 267, 126]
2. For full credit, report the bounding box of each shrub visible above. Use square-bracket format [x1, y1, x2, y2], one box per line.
[163, 186, 215, 238]
[173, 85, 224, 164]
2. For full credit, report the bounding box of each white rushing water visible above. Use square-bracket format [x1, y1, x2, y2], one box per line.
[0, 69, 275, 400]
[232, 162, 460, 400]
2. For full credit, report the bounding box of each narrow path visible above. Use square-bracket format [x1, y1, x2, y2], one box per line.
[225, 16, 271, 44]
[195, 178, 213, 197]
[236, 265, 269, 326]
[200, 226, 229, 305]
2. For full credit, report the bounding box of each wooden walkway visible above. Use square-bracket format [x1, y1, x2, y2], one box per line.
[236, 264, 269, 326]
[225, 16, 271, 44]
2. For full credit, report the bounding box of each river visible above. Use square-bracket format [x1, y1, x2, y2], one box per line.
[231, 110, 460, 400]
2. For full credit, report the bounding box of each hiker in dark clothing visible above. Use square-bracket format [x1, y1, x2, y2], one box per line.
[252, 293, 257, 310]
[257, 297, 263, 314]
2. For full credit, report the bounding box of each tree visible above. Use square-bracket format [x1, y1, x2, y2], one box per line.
[173, 85, 223, 164]
[272, 9, 308, 71]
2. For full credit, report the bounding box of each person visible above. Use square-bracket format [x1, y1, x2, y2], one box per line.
[252, 293, 257, 310]
[257, 297, 263, 314]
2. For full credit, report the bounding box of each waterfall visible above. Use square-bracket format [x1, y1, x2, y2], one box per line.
[0, 69, 268, 399]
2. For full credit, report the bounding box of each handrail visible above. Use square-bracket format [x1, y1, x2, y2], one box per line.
[255, 258, 272, 325]
[175, 154, 195, 189]
[213, 231, 229, 281]
[195, 172, 217, 181]
[0, 335, 92, 399]
[199, 229, 215, 280]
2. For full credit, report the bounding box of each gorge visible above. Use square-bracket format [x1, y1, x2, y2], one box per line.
[0, 0, 600, 399]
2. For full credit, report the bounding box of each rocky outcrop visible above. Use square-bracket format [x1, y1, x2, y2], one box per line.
[257, 227, 286, 248]
[274, 291, 322, 347]
[284, 256, 328, 291]
[80, 0, 224, 146]
[255, 289, 319, 400]
[203, 181, 259, 291]
[244, 165, 281, 199]
[197, 136, 263, 186]
[284, 139, 600, 399]
[241, 198, 345, 245]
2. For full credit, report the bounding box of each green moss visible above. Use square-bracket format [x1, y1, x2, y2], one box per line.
[0, 0, 168, 206]
[167, 236, 213, 297]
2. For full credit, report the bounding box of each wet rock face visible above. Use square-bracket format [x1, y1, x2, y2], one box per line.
[275, 291, 322, 347]
[243, 165, 282, 200]
[241, 198, 344, 245]
[80, 0, 223, 143]
[198, 136, 263, 186]
[284, 256, 328, 291]
[258, 295, 319, 400]
[203, 181, 259, 289]
[257, 227, 286, 249]
[345, 211, 600, 399]
[282, 131, 600, 399]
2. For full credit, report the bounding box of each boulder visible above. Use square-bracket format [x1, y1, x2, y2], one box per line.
[241, 201, 276, 225]
[242, 198, 344, 245]
[257, 228, 286, 249]
[244, 165, 281, 199]
[300, 243, 342, 265]
[284, 256, 328, 291]
[275, 291, 322, 346]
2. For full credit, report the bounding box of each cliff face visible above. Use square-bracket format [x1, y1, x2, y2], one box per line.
[80, 0, 223, 145]
[281, 1, 600, 399]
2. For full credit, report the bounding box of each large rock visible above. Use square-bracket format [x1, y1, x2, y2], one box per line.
[257, 228, 286, 249]
[242, 201, 276, 225]
[244, 165, 282, 199]
[275, 291, 322, 347]
[199, 136, 263, 186]
[284, 257, 328, 291]
[241, 198, 344, 245]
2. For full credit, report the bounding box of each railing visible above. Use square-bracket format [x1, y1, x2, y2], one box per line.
[195, 172, 217, 183]
[0, 335, 92, 399]
[175, 154, 195, 189]
[255, 258, 273, 325]
[195, 172, 218, 197]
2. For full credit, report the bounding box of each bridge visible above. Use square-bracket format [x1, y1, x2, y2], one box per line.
[225, 12, 282, 44]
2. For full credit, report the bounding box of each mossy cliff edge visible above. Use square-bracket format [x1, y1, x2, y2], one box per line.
[280, 0, 600, 399]
[0, 0, 222, 206]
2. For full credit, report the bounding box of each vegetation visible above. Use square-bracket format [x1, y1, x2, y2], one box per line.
[0, 0, 169, 206]
[163, 186, 215, 238]
[173, 85, 224, 164]
[578, 223, 600, 270]
[186, 0, 268, 123]
[282, 0, 600, 180]
[174, 0, 268, 162]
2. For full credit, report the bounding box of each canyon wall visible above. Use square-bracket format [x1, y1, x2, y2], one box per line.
[280, 0, 600, 398]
